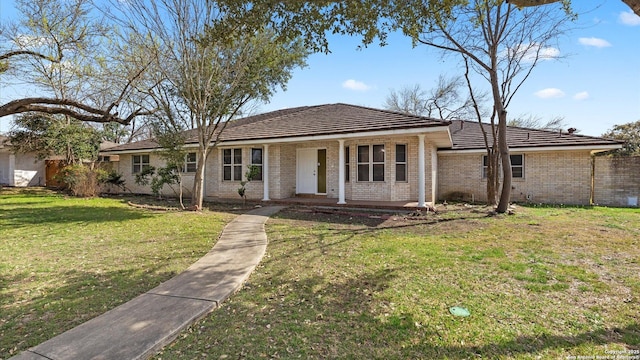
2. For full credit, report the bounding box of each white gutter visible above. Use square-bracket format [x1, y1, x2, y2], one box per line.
[437, 144, 622, 154]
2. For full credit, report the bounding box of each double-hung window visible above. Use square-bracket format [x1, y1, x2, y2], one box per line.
[183, 152, 197, 173]
[345, 146, 350, 182]
[395, 144, 407, 182]
[251, 148, 263, 181]
[510, 154, 524, 178]
[357, 144, 385, 182]
[223, 148, 242, 181]
[132, 154, 150, 174]
[482, 154, 524, 179]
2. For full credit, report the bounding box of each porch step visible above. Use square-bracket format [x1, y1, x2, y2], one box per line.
[294, 194, 327, 199]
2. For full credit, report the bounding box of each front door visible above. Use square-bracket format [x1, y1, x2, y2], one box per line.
[297, 148, 317, 194]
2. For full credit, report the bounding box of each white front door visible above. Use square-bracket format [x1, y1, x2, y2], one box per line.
[297, 148, 317, 194]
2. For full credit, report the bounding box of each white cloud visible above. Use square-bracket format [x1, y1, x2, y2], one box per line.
[342, 79, 372, 91]
[505, 43, 560, 63]
[619, 10, 640, 26]
[578, 37, 612, 48]
[573, 91, 589, 101]
[538, 47, 560, 60]
[16, 34, 50, 47]
[534, 88, 565, 99]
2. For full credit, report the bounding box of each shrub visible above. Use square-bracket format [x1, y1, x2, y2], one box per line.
[57, 164, 109, 197]
[101, 170, 127, 193]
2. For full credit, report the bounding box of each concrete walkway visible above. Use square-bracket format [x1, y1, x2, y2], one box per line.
[12, 206, 286, 360]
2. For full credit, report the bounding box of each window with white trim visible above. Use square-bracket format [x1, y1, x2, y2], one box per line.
[357, 144, 385, 182]
[183, 152, 197, 173]
[251, 148, 263, 181]
[223, 148, 242, 181]
[483, 154, 524, 178]
[132, 154, 150, 174]
[395, 144, 407, 182]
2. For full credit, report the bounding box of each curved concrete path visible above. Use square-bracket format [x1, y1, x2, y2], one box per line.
[12, 206, 286, 360]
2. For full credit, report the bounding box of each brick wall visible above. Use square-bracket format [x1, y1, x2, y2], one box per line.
[116, 153, 196, 197]
[210, 146, 268, 200]
[112, 134, 437, 203]
[438, 150, 593, 205]
[593, 155, 640, 207]
[343, 136, 432, 202]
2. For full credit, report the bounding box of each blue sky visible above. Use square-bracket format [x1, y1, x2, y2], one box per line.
[1, 1, 639, 136]
[260, 2, 640, 137]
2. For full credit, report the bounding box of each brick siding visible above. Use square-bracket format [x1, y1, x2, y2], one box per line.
[438, 150, 593, 205]
[593, 156, 640, 207]
[114, 134, 436, 203]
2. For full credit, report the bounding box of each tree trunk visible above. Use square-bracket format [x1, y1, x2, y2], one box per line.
[496, 109, 512, 213]
[191, 149, 208, 210]
[488, 62, 512, 213]
[486, 149, 499, 206]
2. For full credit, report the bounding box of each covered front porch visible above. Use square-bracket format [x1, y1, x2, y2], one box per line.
[252, 128, 451, 208]
[265, 196, 429, 211]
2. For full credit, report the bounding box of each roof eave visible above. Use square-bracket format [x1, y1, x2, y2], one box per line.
[104, 125, 453, 153]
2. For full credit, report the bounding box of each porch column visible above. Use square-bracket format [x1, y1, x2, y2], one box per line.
[417, 134, 426, 208]
[431, 145, 438, 205]
[337, 139, 346, 204]
[262, 144, 270, 201]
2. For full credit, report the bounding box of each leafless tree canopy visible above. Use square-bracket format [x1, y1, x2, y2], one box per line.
[384, 76, 488, 120]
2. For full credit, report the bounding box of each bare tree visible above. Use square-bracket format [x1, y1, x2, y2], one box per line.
[508, 114, 570, 132]
[384, 76, 486, 120]
[401, 1, 573, 212]
[0, 0, 152, 125]
[111, 0, 308, 209]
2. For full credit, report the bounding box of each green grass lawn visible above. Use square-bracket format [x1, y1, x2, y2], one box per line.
[155, 205, 639, 359]
[0, 188, 235, 358]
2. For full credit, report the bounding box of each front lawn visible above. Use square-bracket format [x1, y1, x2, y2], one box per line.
[156, 205, 639, 359]
[0, 188, 235, 358]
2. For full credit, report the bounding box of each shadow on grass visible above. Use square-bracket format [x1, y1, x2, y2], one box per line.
[0, 204, 152, 227]
[0, 265, 178, 358]
[164, 258, 640, 359]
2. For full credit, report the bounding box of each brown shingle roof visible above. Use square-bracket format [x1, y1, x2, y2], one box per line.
[103, 104, 623, 153]
[447, 120, 623, 150]
[217, 103, 446, 141]
[105, 104, 448, 152]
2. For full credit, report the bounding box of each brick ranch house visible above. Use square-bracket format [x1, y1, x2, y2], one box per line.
[102, 103, 624, 206]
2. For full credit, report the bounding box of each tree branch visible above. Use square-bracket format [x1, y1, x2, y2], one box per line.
[0, 97, 152, 125]
[0, 50, 60, 63]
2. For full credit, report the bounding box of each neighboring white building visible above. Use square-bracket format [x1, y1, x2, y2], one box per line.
[0, 136, 46, 187]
